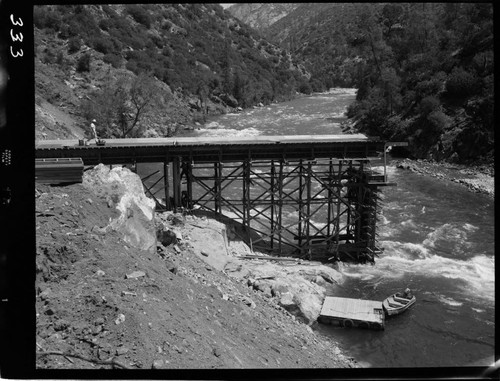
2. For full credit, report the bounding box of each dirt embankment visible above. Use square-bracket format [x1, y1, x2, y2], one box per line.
[35, 169, 356, 370]
[393, 158, 494, 198]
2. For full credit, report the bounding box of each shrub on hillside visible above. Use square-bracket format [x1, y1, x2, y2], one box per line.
[385, 115, 411, 139]
[414, 71, 447, 98]
[125, 5, 152, 29]
[63, 6, 101, 39]
[56, 51, 65, 66]
[419, 95, 440, 116]
[125, 60, 138, 74]
[153, 67, 169, 84]
[465, 95, 493, 129]
[34, 6, 62, 31]
[68, 37, 81, 54]
[161, 20, 173, 31]
[101, 4, 118, 18]
[427, 110, 450, 133]
[76, 53, 91, 72]
[115, 31, 146, 50]
[41, 48, 57, 65]
[98, 19, 112, 31]
[298, 81, 313, 95]
[103, 53, 122, 68]
[91, 36, 115, 55]
[150, 34, 164, 49]
[445, 67, 480, 99]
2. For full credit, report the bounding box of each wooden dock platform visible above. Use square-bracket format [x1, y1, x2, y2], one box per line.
[318, 296, 385, 330]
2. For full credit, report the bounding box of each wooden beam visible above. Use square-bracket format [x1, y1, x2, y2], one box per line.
[172, 156, 181, 208]
[164, 160, 170, 210]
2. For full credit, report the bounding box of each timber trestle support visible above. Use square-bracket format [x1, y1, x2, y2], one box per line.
[143, 157, 389, 263]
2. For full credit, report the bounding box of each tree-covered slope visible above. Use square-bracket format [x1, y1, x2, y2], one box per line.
[34, 4, 310, 139]
[263, 3, 494, 163]
[344, 3, 494, 164]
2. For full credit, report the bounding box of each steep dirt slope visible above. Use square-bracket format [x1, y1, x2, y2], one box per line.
[35, 182, 357, 370]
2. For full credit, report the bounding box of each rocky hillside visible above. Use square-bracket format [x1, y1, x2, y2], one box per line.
[227, 3, 300, 31]
[34, 165, 357, 370]
[34, 4, 310, 141]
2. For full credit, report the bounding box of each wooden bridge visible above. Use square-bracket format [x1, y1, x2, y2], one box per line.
[36, 134, 405, 262]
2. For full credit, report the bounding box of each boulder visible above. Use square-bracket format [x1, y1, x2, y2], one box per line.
[209, 94, 222, 104]
[279, 292, 299, 314]
[125, 270, 146, 279]
[205, 121, 220, 129]
[270, 281, 289, 297]
[293, 292, 324, 324]
[83, 165, 156, 252]
[220, 93, 238, 108]
[277, 284, 324, 324]
[251, 279, 273, 298]
[157, 228, 178, 246]
[165, 259, 178, 274]
[188, 99, 201, 111]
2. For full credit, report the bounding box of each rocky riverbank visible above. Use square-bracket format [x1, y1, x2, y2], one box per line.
[35, 165, 356, 370]
[393, 158, 494, 198]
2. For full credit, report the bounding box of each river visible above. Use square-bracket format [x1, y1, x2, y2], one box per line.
[141, 89, 495, 368]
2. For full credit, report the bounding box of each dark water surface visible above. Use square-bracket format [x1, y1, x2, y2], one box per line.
[140, 89, 495, 368]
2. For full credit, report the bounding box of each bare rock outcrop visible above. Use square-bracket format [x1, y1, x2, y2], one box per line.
[83, 164, 157, 252]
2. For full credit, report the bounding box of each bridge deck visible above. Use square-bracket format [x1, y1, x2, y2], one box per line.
[35, 134, 385, 164]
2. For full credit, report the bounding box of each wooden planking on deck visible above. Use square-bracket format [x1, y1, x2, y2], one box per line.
[36, 134, 377, 148]
[320, 296, 384, 324]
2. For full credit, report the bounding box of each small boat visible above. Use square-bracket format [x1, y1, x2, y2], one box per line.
[382, 293, 416, 316]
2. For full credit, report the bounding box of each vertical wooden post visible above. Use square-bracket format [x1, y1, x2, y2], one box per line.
[346, 160, 351, 243]
[278, 159, 284, 253]
[335, 160, 342, 256]
[243, 160, 251, 231]
[242, 161, 247, 229]
[172, 156, 181, 209]
[164, 159, 170, 210]
[214, 162, 223, 214]
[357, 162, 364, 253]
[218, 161, 223, 214]
[306, 160, 312, 254]
[186, 161, 193, 209]
[213, 163, 218, 214]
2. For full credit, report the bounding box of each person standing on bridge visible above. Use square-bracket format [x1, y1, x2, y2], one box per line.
[90, 119, 98, 144]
